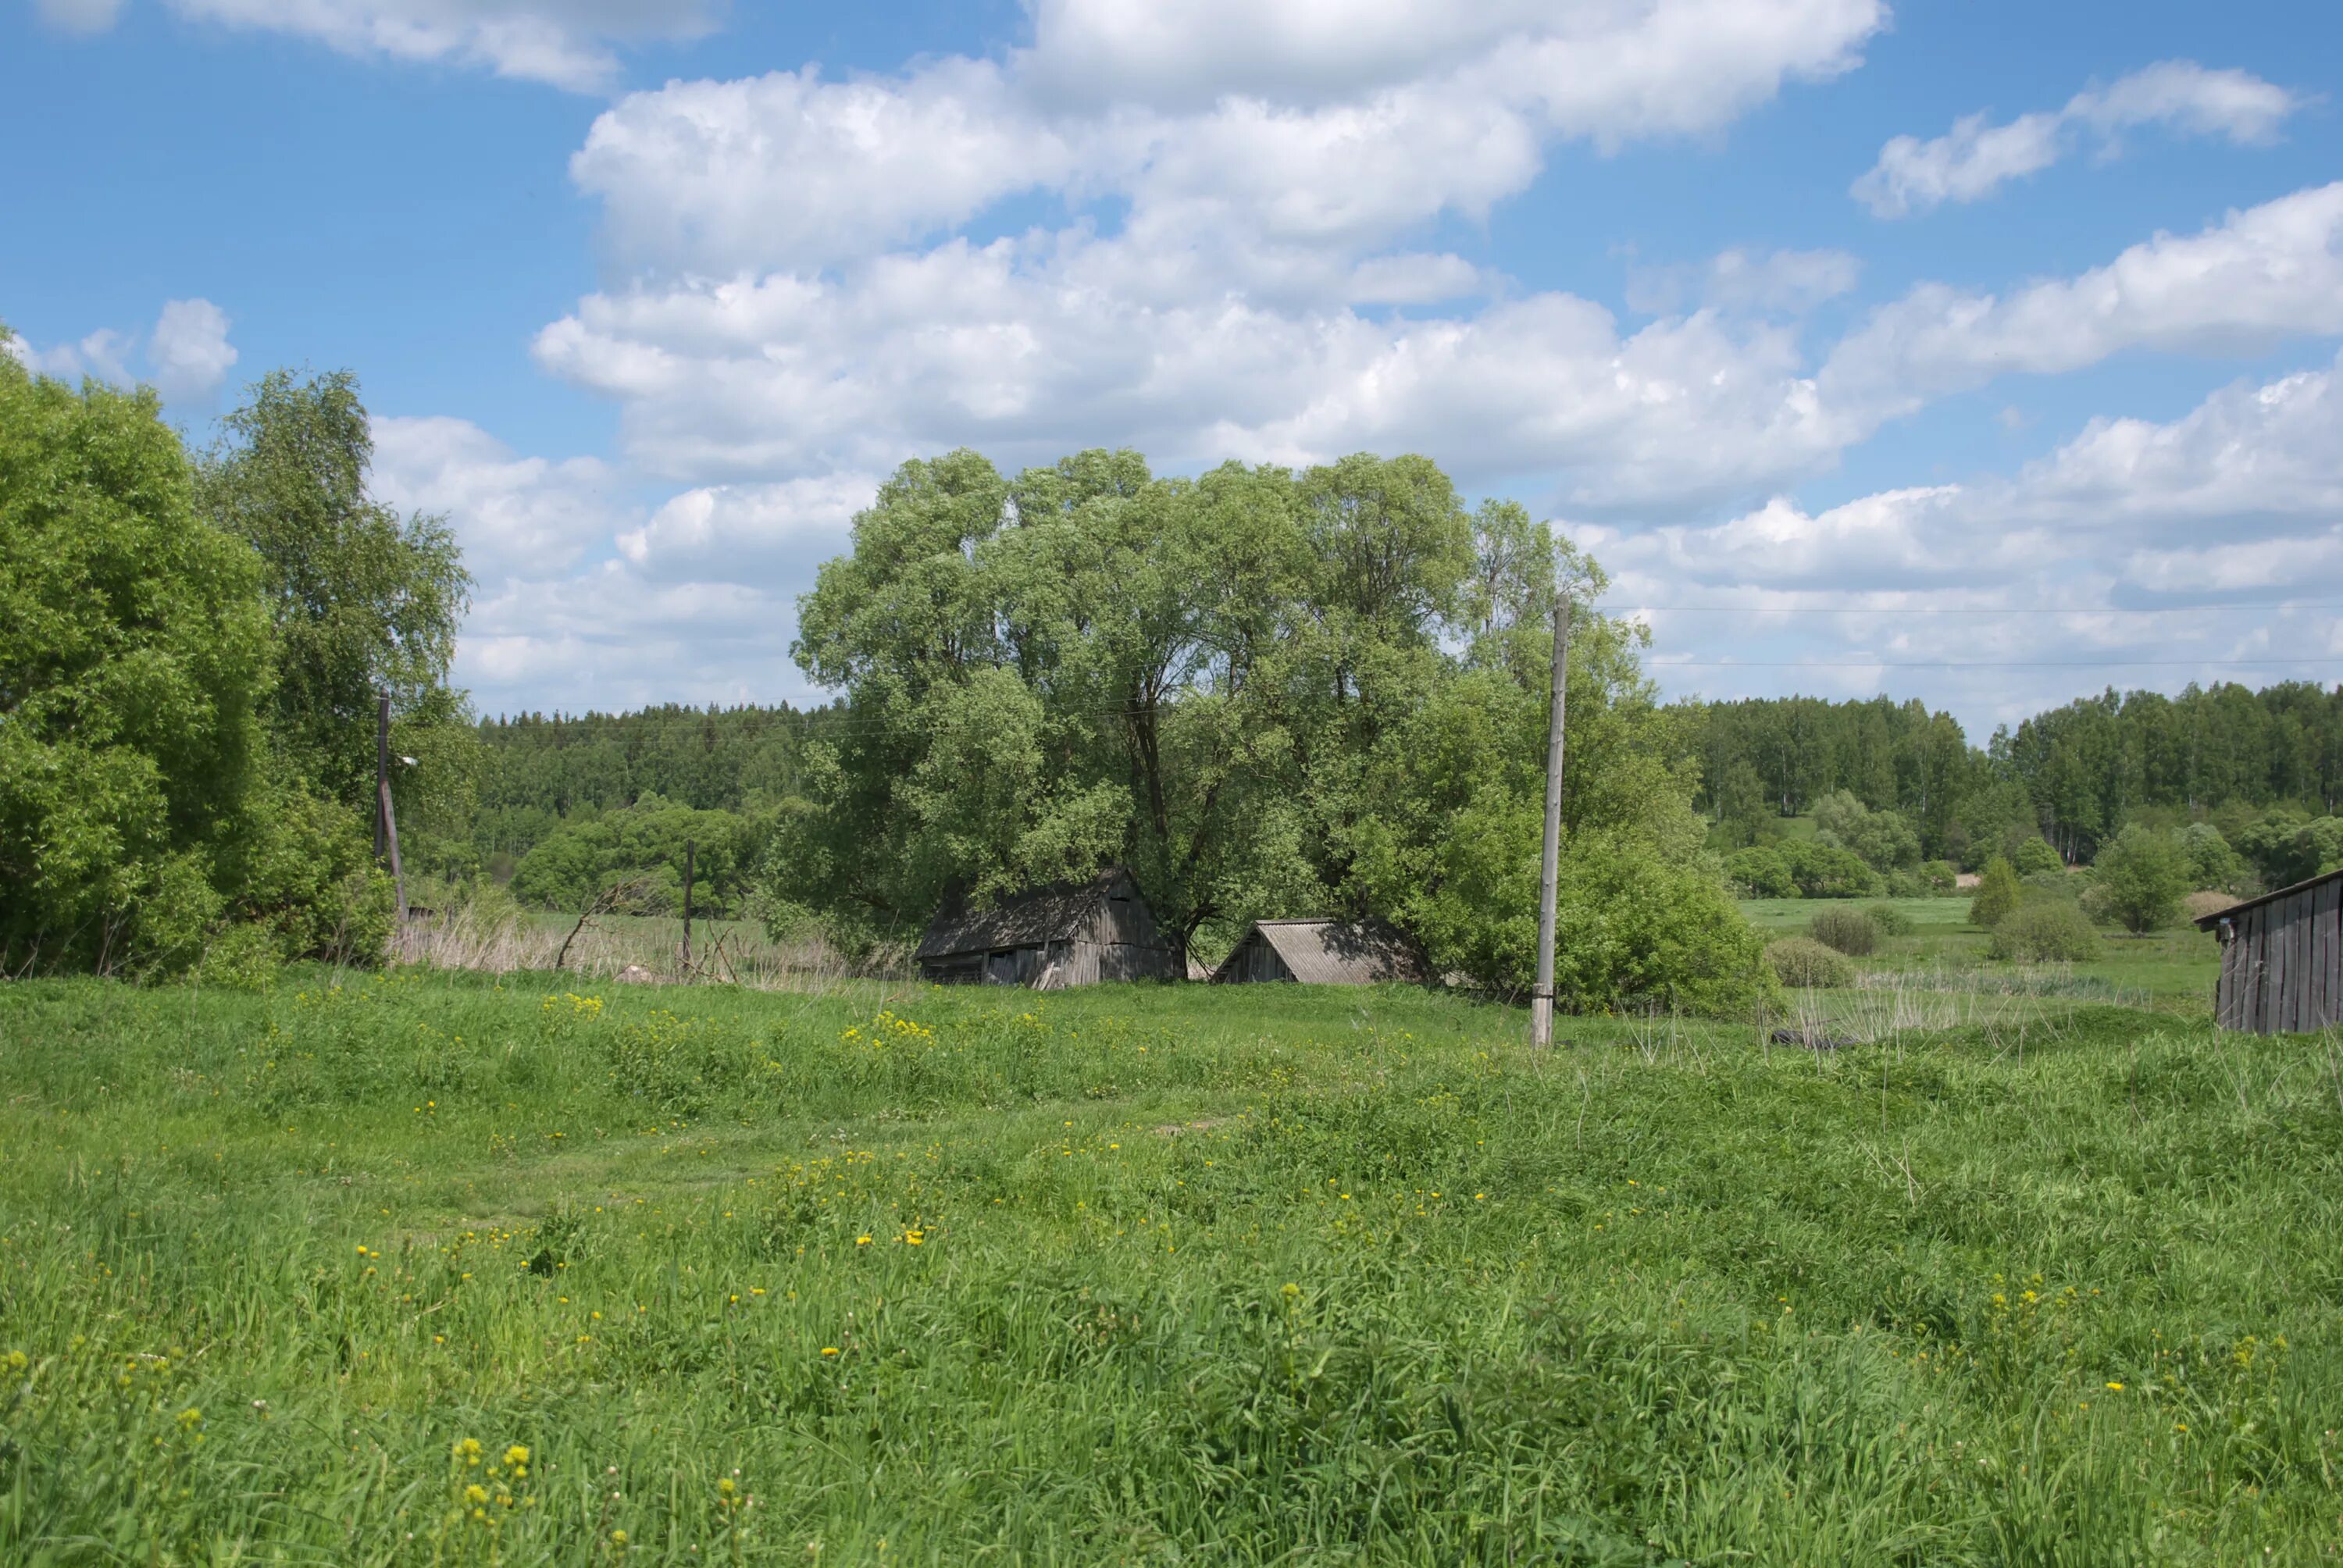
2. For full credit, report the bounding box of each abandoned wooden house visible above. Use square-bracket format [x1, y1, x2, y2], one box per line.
[2195, 865, 2341, 1033]
[1210, 918, 1428, 985]
[915, 866, 1180, 988]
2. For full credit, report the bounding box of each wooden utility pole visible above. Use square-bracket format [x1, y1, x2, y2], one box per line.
[680, 839, 695, 972]
[1531, 594, 1571, 1047]
[376, 690, 407, 922]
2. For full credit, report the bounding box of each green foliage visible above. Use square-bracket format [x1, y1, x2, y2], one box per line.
[2087, 825, 2190, 935]
[200, 369, 476, 846]
[509, 796, 758, 915]
[1811, 788, 1922, 871]
[1778, 838, 1882, 899]
[1861, 901, 1915, 936]
[2232, 813, 2343, 889]
[0, 345, 273, 971]
[1988, 900, 2102, 962]
[2177, 822, 2251, 893]
[1969, 857, 2024, 929]
[1807, 904, 1878, 956]
[1918, 858, 1959, 893]
[2012, 836, 2065, 878]
[1725, 845, 1796, 897]
[1763, 935, 1855, 987]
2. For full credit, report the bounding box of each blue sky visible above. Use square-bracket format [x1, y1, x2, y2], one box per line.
[6, 0, 2340, 739]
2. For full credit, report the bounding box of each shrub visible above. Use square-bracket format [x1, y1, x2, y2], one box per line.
[1808, 904, 1878, 956]
[1725, 846, 1796, 898]
[1919, 859, 1959, 893]
[2013, 837, 2065, 878]
[1765, 936, 1855, 989]
[1862, 902, 1914, 937]
[1969, 857, 2022, 928]
[1988, 900, 2101, 962]
[1781, 839, 1882, 899]
[2087, 823, 2189, 934]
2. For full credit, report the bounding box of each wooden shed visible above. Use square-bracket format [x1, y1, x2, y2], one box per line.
[1210, 919, 1427, 985]
[2194, 866, 2341, 1033]
[916, 866, 1179, 989]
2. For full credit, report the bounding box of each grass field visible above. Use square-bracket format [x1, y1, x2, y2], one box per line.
[1742, 897, 2226, 1011]
[3, 971, 2339, 1564]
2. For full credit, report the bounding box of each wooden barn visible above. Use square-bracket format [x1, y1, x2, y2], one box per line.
[916, 867, 1180, 989]
[2195, 866, 2341, 1033]
[1210, 919, 1428, 985]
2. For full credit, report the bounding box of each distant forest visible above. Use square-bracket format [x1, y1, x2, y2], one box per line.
[464, 679, 2343, 914]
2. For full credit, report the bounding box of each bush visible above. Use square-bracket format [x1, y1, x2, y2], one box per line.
[2183, 890, 2238, 922]
[1765, 936, 1855, 989]
[2013, 837, 2065, 878]
[1781, 839, 1882, 899]
[1919, 859, 1959, 893]
[2087, 823, 2189, 934]
[1808, 904, 1878, 956]
[1988, 900, 2101, 962]
[1969, 857, 2022, 928]
[1725, 845, 1796, 898]
[1862, 902, 1914, 936]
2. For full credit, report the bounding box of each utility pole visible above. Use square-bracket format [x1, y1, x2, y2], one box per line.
[1531, 593, 1571, 1047]
[376, 690, 407, 923]
[680, 838, 695, 973]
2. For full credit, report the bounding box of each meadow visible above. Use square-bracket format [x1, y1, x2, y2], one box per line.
[2, 970, 2339, 1565]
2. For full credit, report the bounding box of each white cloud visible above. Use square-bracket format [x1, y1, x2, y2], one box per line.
[100, 0, 722, 91]
[616, 474, 876, 580]
[1626, 246, 1860, 315]
[1823, 182, 2343, 417]
[1588, 348, 2343, 726]
[369, 415, 624, 580]
[147, 298, 238, 401]
[1854, 60, 2306, 218]
[34, 0, 126, 32]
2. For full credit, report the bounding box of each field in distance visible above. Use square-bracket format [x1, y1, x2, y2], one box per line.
[2, 973, 2334, 1563]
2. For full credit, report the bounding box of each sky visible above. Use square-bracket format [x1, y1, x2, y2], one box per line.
[5, 0, 2341, 741]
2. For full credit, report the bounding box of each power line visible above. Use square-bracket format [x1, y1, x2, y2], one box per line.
[1598, 601, 2343, 616]
[1652, 657, 2341, 670]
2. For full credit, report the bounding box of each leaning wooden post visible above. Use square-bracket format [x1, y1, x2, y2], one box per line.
[680, 839, 695, 973]
[1531, 593, 1570, 1046]
[376, 690, 407, 923]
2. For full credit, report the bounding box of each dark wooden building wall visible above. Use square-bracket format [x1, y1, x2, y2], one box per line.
[2215, 876, 2341, 1033]
[1217, 930, 1295, 984]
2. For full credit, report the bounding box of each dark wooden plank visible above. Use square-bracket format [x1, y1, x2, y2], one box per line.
[2292, 891, 2316, 1033]
[2275, 901, 2295, 1034]
[2316, 878, 2341, 1030]
[2250, 916, 2271, 1034]
[2218, 927, 2242, 1030]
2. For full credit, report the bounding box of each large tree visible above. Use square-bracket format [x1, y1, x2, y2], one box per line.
[0, 337, 387, 971]
[201, 370, 476, 857]
[776, 446, 1773, 1012]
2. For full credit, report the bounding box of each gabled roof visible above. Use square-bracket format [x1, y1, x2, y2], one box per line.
[916, 867, 1139, 959]
[1214, 918, 1427, 985]
[2191, 864, 2343, 928]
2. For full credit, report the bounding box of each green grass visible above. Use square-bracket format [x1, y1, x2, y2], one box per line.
[1742, 898, 2224, 1010]
[3, 971, 2340, 1563]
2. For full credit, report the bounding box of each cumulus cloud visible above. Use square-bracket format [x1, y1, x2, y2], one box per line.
[1853, 60, 2306, 218]
[147, 298, 238, 401]
[369, 415, 624, 580]
[1586, 349, 2343, 725]
[615, 474, 876, 581]
[1823, 182, 2343, 418]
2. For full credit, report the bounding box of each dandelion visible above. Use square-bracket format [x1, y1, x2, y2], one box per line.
[856, 1235, 872, 1246]
[821, 1347, 840, 1356]
[2105, 1381, 2124, 1392]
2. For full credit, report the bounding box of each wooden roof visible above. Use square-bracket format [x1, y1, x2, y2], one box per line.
[2191, 865, 2343, 928]
[915, 867, 1143, 960]
[1213, 918, 1427, 985]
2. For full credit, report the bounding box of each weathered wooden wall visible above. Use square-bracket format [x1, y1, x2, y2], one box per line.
[2215, 877, 2341, 1033]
